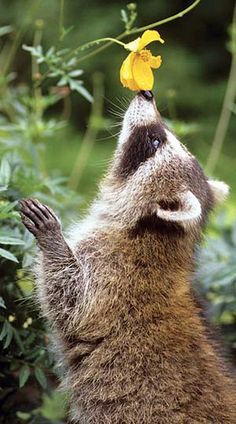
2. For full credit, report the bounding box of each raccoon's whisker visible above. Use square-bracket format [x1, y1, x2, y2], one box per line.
[105, 128, 121, 138]
[115, 96, 130, 109]
[105, 97, 126, 113]
[108, 121, 123, 128]
[96, 131, 120, 141]
[108, 108, 124, 119]
[122, 96, 130, 106]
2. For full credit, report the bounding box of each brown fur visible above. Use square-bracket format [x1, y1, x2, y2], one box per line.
[20, 93, 236, 423]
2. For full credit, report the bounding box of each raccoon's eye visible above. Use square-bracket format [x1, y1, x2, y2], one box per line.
[151, 138, 161, 149]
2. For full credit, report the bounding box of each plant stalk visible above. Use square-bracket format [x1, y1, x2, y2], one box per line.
[76, 0, 201, 64]
[206, 3, 236, 174]
[68, 72, 104, 190]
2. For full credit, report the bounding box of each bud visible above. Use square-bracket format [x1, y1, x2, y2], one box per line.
[127, 3, 136, 11]
[35, 19, 44, 30]
[33, 72, 42, 81]
[167, 88, 176, 98]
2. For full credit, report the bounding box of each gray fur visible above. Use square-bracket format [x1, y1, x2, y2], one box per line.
[20, 94, 235, 423]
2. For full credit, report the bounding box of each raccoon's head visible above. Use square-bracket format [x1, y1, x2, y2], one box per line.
[101, 91, 229, 233]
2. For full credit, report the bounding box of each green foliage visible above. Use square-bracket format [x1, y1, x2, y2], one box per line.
[121, 3, 137, 33]
[0, 23, 83, 423]
[22, 44, 93, 103]
[197, 215, 236, 350]
[0, 1, 235, 422]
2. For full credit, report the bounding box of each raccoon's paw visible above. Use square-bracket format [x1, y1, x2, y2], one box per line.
[19, 198, 61, 240]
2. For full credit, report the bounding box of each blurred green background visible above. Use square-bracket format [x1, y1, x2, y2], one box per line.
[0, 1, 236, 423]
[1, 0, 236, 206]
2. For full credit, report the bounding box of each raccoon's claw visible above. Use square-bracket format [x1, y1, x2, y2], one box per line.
[19, 198, 61, 239]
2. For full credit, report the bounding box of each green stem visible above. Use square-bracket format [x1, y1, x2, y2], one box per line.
[32, 28, 43, 109]
[76, 37, 126, 52]
[130, 0, 201, 34]
[2, 0, 41, 76]
[35, 0, 201, 88]
[59, 0, 65, 40]
[68, 72, 104, 190]
[75, 0, 201, 64]
[2, 30, 23, 76]
[205, 3, 236, 174]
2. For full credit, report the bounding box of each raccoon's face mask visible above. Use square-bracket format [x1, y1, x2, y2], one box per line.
[110, 91, 229, 230]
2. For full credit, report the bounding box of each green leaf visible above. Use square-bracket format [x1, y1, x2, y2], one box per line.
[46, 46, 55, 57]
[68, 69, 83, 77]
[0, 201, 19, 220]
[68, 79, 93, 103]
[0, 297, 6, 309]
[19, 365, 30, 388]
[0, 157, 11, 187]
[22, 44, 43, 57]
[0, 236, 24, 245]
[57, 75, 69, 86]
[16, 411, 31, 421]
[60, 25, 74, 41]
[0, 25, 13, 37]
[0, 247, 18, 263]
[0, 321, 8, 341]
[35, 367, 47, 389]
[13, 329, 25, 352]
[3, 323, 13, 348]
[231, 222, 236, 246]
[40, 391, 67, 420]
[121, 9, 128, 24]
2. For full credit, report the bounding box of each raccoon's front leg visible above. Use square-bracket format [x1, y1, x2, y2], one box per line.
[19, 199, 82, 333]
[19, 198, 72, 255]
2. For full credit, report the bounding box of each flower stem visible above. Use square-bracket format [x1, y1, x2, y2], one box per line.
[68, 72, 104, 190]
[76, 37, 126, 52]
[75, 34, 126, 64]
[59, 0, 65, 39]
[76, 0, 201, 64]
[2, 0, 41, 76]
[130, 0, 201, 34]
[205, 3, 236, 174]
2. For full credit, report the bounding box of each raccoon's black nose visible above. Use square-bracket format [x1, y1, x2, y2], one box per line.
[140, 90, 153, 101]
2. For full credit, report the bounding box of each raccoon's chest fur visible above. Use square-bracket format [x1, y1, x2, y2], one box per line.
[58, 229, 233, 423]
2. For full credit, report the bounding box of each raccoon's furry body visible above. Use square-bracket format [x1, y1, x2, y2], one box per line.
[20, 91, 236, 423]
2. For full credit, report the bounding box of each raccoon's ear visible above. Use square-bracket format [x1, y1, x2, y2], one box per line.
[156, 191, 201, 224]
[208, 180, 229, 204]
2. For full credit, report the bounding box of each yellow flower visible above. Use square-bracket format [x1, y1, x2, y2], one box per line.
[120, 30, 164, 91]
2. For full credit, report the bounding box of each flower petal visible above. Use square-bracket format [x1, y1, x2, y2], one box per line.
[124, 37, 141, 52]
[150, 54, 162, 69]
[120, 52, 139, 90]
[132, 54, 154, 91]
[123, 79, 140, 91]
[120, 52, 135, 81]
[138, 30, 164, 50]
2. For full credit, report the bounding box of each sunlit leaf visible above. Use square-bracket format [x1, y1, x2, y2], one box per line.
[0, 236, 24, 245]
[68, 69, 83, 78]
[0, 247, 18, 263]
[68, 79, 93, 102]
[0, 321, 9, 341]
[2, 322, 14, 348]
[0, 25, 14, 37]
[0, 297, 6, 309]
[0, 157, 11, 187]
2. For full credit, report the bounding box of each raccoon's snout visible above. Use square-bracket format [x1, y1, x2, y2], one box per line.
[139, 90, 153, 101]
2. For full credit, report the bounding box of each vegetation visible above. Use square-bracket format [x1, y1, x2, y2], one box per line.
[0, 1, 235, 422]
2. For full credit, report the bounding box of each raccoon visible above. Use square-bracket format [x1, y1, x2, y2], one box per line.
[20, 90, 235, 423]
